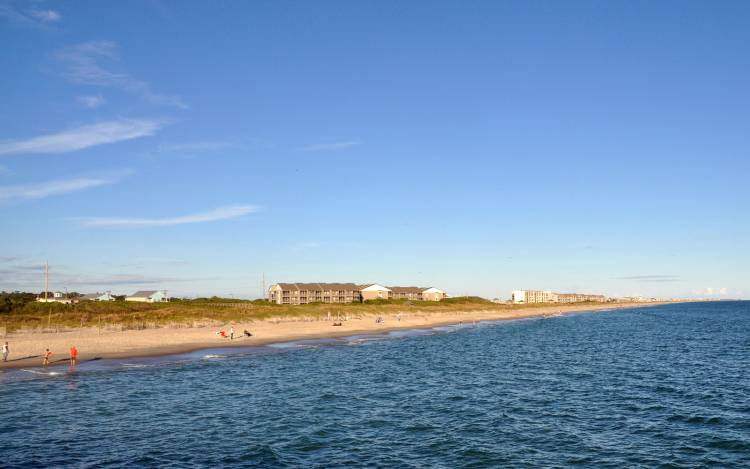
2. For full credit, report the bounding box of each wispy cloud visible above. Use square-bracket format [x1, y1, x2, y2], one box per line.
[0, 118, 164, 156]
[614, 275, 680, 283]
[30, 8, 61, 22]
[72, 204, 259, 227]
[65, 274, 189, 286]
[76, 94, 105, 108]
[157, 141, 235, 153]
[0, 263, 204, 291]
[0, 170, 132, 203]
[57, 41, 186, 109]
[107, 257, 190, 269]
[693, 287, 729, 296]
[0, 3, 58, 27]
[301, 141, 362, 152]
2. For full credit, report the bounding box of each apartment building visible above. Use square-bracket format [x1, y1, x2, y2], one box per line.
[512, 290, 606, 304]
[389, 286, 427, 300]
[557, 293, 607, 303]
[268, 283, 363, 305]
[268, 283, 447, 304]
[512, 290, 557, 304]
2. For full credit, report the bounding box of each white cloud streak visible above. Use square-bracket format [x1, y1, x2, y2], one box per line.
[73, 204, 259, 227]
[615, 275, 680, 283]
[0, 118, 164, 156]
[57, 41, 187, 109]
[76, 94, 105, 108]
[30, 9, 61, 22]
[0, 3, 56, 27]
[0, 170, 132, 203]
[694, 287, 729, 296]
[301, 141, 362, 151]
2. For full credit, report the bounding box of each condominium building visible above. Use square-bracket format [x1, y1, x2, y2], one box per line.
[512, 290, 557, 304]
[268, 283, 362, 305]
[556, 293, 607, 303]
[512, 290, 606, 304]
[268, 283, 447, 305]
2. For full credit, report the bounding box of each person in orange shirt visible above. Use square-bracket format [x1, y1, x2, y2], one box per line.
[69, 345, 78, 366]
[43, 348, 52, 366]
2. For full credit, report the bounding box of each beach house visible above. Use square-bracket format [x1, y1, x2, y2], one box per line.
[80, 291, 115, 301]
[360, 284, 391, 301]
[421, 287, 447, 301]
[126, 290, 169, 303]
[36, 291, 74, 304]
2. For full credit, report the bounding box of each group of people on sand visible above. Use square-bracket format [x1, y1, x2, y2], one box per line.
[216, 326, 252, 340]
[1, 341, 78, 367]
[40, 345, 77, 367]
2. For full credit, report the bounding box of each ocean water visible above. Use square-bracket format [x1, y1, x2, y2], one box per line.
[2, 301, 749, 468]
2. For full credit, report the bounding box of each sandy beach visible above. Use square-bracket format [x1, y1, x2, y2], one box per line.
[0, 302, 668, 369]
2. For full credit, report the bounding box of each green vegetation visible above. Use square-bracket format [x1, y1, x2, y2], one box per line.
[0, 293, 498, 332]
[0, 292, 615, 333]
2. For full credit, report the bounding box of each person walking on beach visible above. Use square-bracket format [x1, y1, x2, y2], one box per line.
[230, 326, 234, 340]
[69, 345, 78, 366]
[2, 342, 8, 362]
[43, 348, 52, 366]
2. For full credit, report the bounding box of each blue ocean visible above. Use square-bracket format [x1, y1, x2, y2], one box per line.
[2, 301, 749, 468]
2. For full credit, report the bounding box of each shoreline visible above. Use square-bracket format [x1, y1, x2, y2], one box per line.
[0, 302, 676, 370]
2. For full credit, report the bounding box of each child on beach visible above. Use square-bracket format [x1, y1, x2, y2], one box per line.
[230, 326, 234, 340]
[43, 348, 52, 366]
[2, 342, 8, 362]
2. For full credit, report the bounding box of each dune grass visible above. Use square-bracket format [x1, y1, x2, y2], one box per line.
[0, 296, 612, 333]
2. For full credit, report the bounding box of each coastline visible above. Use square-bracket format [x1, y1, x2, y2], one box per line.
[0, 302, 673, 370]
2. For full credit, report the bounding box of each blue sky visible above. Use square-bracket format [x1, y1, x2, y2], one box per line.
[1, 0, 748, 299]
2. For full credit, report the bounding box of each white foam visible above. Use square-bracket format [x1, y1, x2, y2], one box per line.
[21, 369, 60, 376]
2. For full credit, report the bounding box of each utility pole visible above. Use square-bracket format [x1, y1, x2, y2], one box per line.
[262, 272, 266, 300]
[45, 260, 51, 329]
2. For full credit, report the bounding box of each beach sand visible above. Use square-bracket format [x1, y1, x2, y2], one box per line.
[0, 302, 667, 369]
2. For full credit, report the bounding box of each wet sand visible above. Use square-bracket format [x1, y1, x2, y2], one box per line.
[0, 302, 670, 369]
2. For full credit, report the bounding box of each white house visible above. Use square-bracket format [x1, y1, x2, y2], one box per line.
[421, 287, 447, 301]
[36, 291, 74, 304]
[360, 284, 391, 301]
[126, 290, 168, 303]
[81, 291, 115, 302]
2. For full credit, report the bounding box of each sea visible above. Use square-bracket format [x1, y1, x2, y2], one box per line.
[1, 301, 749, 468]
